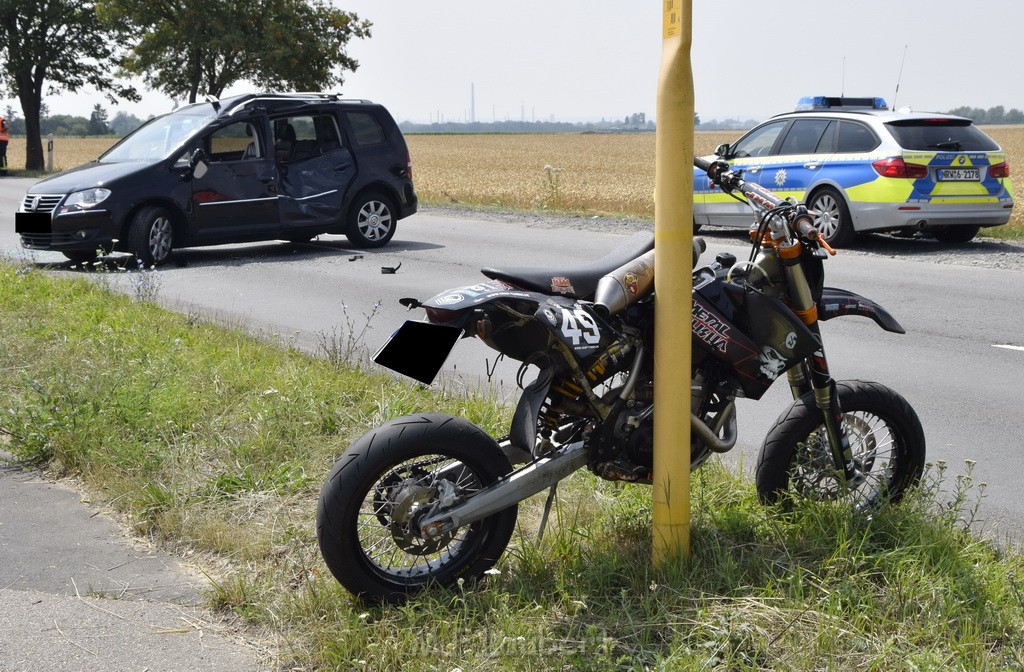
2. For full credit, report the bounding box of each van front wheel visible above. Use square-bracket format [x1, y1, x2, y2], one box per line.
[128, 206, 174, 266]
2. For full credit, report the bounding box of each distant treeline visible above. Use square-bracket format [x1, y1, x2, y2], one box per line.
[1, 108, 146, 136]
[945, 106, 1024, 125]
[399, 119, 656, 134]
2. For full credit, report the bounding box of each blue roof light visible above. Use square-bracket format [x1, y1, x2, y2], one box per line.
[795, 96, 889, 111]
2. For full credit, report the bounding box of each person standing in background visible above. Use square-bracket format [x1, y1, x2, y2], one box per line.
[0, 116, 8, 173]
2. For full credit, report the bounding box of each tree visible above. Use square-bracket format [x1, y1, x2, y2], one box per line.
[108, 110, 143, 135]
[87, 103, 109, 135]
[97, 0, 371, 104]
[0, 0, 138, 169]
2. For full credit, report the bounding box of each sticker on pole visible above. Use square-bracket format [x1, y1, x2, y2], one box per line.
[663, 0, 682, 39]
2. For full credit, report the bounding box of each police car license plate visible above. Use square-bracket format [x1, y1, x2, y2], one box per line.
[936, 168, 980, 181]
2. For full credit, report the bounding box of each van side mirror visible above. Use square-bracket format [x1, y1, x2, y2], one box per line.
[189, 149, 209, 179]
[714, 143, 731, 158]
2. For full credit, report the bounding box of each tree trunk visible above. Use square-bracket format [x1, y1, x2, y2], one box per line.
[15, 71, 44, 171]
[188, 46, 202, 104]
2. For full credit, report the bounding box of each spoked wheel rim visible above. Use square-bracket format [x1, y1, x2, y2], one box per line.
[811, 193, 842, 240]
[790, 411, 896, 508]
[148, 215, 173, 263]
[357, 453, 486, 584]
[356, 200, 393, 243]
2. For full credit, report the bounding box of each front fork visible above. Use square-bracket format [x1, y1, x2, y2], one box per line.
[779, 243, 861, 484]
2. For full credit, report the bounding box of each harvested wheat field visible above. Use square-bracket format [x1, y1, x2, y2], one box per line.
[406, 131, 733, 217]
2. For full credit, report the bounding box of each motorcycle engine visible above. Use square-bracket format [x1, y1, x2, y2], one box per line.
[586, 384, 656, 482]
[623, 404, 655, 470]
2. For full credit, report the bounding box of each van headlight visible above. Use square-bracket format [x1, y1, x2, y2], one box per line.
[64, 188, 111, 209]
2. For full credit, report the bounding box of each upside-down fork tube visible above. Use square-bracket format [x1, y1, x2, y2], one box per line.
[778, 240, 859, 483]
[812, 375, 860, 484]
[417, 441, 589, 540]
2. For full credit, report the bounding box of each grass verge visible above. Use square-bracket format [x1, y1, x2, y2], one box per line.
[2, 260, 1024, 670]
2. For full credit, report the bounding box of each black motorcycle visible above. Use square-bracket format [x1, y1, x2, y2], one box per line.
[316, 157, 926, 602]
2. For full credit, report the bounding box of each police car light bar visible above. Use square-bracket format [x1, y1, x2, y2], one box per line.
[795, 96, 889, 111]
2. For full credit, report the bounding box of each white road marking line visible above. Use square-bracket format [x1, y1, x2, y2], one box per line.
[992, 344, 1024, 352]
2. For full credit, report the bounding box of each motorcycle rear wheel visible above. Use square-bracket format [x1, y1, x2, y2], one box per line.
[755, 380, 925, 509]
[316, 413, 517, 603]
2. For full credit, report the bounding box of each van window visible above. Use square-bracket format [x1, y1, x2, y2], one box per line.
[208, 121, 261, 162]
[273, 113, 344, 163]
[346, 112, 386, 146]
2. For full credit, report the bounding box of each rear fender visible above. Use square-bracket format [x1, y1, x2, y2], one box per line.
[421, 280, 543, 317]
[818, 287, 905, 334]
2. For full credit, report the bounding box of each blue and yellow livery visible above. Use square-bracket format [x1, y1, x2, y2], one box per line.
[694, 97, 1014, 245]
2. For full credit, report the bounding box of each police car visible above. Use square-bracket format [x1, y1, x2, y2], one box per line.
[693, 96, 1015, 245]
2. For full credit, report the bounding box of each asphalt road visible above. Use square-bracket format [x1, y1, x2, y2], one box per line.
[2, 175, 1023, 664]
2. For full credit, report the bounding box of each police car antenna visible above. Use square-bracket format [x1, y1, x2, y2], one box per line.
[893, 45, 908, 109]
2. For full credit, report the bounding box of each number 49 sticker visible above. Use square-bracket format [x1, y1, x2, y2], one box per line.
[559, 307, 600, 350]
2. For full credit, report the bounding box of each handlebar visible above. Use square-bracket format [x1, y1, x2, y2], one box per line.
[693, 156, 836, 255]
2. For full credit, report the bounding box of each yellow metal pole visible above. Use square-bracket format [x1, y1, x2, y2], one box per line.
[652, 0, 694, 563]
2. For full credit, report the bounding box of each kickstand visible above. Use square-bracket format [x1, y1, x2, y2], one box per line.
[537, 483, 558, 541]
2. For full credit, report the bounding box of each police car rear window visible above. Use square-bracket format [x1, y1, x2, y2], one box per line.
[884, 120, 999, 152]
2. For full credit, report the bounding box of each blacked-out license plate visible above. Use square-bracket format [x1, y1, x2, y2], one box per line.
[373, 320, 464, 385]
[15, 212, 51, 234]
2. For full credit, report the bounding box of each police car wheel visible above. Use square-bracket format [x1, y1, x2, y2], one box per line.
[932, 225, 979, 244]
[809, 187, 855, 248]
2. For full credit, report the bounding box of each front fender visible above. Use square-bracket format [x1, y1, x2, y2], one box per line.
[818, 287, 905, 334]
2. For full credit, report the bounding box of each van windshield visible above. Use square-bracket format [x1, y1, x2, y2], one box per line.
[99, 111, 217, 163]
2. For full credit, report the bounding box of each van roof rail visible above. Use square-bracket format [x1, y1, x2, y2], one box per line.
[219, 92, 375, 115]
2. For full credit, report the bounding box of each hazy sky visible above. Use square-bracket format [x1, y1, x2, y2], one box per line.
[13, 0, 1024, 125]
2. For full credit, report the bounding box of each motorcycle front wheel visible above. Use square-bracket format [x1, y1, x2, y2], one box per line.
[755, 380, 926, 509]
[316, 413, 517, 603]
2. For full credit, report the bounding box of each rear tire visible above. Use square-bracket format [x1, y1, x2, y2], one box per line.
[346, 192, 396, 248]
[808, 187, 856, 247]
[756, 380, 925, 509]
[932, 225, 979, 244]
[316, 413, 517, 603]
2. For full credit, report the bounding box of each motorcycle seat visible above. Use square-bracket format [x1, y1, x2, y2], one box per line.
[480, 231, 655, 300]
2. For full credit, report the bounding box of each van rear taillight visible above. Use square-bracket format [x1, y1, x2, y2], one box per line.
[872, 158, 928, 179]
[989, 161, 1010, 178]
[406, 151, 413, 180]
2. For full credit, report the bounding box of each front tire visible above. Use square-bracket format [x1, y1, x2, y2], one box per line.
[127, 206, 174, 266]
[808, 187, 856, 248]
[346, 192, 396, 248]
[316, 413, 517, 603]
[755, 380, 925, 509]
